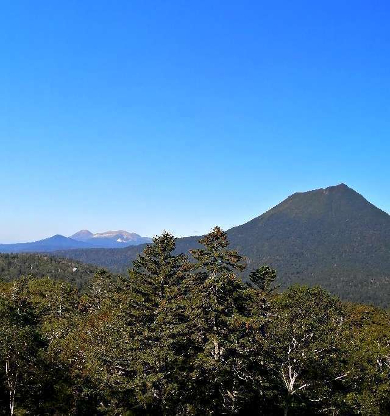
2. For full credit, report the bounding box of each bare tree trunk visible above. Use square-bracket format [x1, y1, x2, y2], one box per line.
[6, 359, 16, 416]
[284, 404, 288, 416]
[10, 388, 15, 416]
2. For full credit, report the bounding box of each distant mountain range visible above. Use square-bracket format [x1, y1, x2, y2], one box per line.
[0, 230, 152, 253]
[70, 230, 152, 248]
[55, 184, 390, 307]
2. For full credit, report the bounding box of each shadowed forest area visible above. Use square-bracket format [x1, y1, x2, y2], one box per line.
[1, 227, 389, 415]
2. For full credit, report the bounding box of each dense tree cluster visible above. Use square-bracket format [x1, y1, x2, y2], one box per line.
[0, 253, 98, 289]
[1, 227, 389, 415]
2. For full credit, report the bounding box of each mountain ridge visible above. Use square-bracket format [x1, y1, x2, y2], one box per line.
[70, 230, 152, 247]
[0, 235, 93, 253]
[0, 230, 152, 253]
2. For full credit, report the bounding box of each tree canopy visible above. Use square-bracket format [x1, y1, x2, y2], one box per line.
[0, 228, 389, 415]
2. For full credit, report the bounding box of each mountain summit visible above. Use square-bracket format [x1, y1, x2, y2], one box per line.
[58, 184, 390, 307]
[70, 230, 94, 241]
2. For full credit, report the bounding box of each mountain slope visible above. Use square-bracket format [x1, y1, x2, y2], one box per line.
[225, 184, 390, 305]
[55, 184, 390, 306]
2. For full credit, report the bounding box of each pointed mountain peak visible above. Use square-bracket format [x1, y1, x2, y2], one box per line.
[292, 183, 352, 196]
[326, 182, 348, 189]
[322, 183, 353, 193]
[70, 230, 94, 241]
[243, 183, 388, 227]
[289, 183, 361, 201]
[49, 234, 68, 241]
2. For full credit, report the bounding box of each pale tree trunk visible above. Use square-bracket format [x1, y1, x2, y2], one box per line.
[284, 404, 288, 416]
[10, 388, 15, 416]
[5, 359, 17, 416]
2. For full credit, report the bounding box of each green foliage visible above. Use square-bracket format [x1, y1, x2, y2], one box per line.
[184, 227, 267, 415]
[0, 277, 80, 415]
[249, 266, 277, 292]
[126, 232, 191, 413]
[0, 253, 98, 289]
[341, 304, 390, 415]
[266, 286, 348, 415]
[190, 226, 246, 276]
[0, 228, 390, 415]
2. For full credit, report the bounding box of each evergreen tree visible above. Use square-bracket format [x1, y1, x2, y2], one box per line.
[127, 232, 191, 414]
[184, 227, 267, 415]
[249, 266, 277, 293]
[190, 226, 246, 278]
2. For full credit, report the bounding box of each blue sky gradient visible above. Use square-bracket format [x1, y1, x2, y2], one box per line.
[1, 1, 389, 242]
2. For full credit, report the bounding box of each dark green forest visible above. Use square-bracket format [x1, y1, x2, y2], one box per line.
[1, 228, 390, 415]
[0, 253, 98, 289]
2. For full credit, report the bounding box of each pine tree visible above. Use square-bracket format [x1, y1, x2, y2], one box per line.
[125, 232, 191, 414]
[190, 226, 246, 278]
[249, 266, 277, 293]
[184, 227, 267, 415]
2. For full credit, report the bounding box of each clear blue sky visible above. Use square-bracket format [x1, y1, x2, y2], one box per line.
[1, 1, 389, 243]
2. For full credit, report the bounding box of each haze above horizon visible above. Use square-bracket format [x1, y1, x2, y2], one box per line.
[1, 1, 389, 243]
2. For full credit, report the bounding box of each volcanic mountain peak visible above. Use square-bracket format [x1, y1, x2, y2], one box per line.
[257, 182, 385, 224]
[288, 183, 355, 200]
[70, 230, 93, 241]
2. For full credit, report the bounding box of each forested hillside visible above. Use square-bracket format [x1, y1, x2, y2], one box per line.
[55, 184, 390, 307]
[227, 183, 390, 306]
[1, 229, 389, 415]
[0, 253, 98, 289]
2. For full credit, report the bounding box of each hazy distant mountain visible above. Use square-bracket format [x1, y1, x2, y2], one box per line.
[0, 235, 92, 253]
[70, 230, 152, 247]
[56, 184, 390, 307]
[0, 230, 152, 254]
[70, 230, 94, 241]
